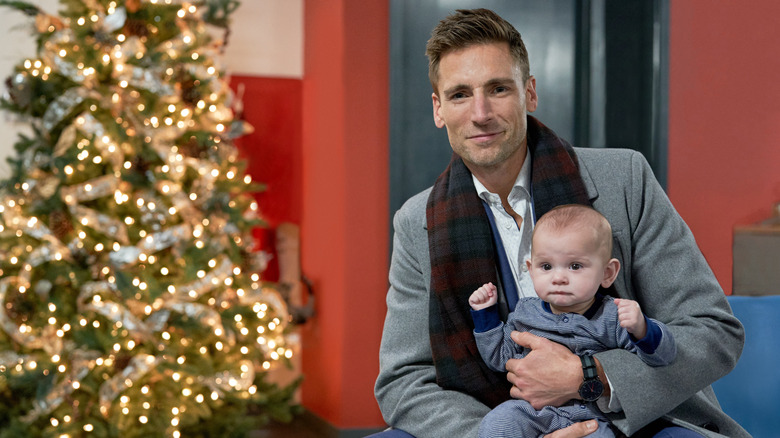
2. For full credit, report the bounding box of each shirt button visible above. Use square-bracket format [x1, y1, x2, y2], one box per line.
[562, 317, 569, 323]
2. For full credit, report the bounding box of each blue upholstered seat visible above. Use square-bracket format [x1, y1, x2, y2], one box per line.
[711, 294, 780, 438]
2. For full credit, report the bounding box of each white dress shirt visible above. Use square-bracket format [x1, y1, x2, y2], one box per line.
[472, 148, 535, 299]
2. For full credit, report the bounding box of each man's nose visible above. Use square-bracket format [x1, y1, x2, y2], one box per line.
[471, 93, 493, 124]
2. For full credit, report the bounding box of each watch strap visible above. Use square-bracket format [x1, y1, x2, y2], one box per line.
[580, 354, 598, 380]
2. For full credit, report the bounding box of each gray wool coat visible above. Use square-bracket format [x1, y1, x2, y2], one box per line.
[375, 147, 749, 438]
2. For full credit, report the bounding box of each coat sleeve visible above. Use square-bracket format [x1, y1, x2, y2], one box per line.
[374, 194, 490, 438]
[588, 150, 745, 435]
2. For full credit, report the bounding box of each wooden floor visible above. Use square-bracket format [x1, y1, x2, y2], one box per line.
[249, 411, 384, 438]
[250, 420, 326, 438]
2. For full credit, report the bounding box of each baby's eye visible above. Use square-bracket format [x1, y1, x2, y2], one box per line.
[541, 263, 552, 271]
[570, 263, 583, 271]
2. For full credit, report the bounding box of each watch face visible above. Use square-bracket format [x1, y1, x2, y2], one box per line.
[579, 378, 604, 402]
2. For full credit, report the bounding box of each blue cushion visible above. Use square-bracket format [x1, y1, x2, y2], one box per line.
[711, 295, 780, 438]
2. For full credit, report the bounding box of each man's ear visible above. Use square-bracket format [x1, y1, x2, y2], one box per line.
[525, 76, 538, 113]
[601, 258, 621, 288]
[432, 92, 445, 128]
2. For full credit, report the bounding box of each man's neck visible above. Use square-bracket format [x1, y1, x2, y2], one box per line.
[468, 144, 527, 202]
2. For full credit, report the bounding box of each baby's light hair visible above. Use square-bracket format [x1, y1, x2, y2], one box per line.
[533, 204, 614, 261]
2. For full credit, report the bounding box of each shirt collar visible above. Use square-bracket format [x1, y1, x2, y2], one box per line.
[472, 148, 531, 203]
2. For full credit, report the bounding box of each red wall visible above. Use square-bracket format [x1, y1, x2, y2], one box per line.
[232, 76, 303, 281]
[232, 1, 389, 430]
[668, 0, 780, 292]
[300, 0, 389, 429]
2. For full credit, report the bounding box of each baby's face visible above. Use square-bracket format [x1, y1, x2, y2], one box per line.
[526, 227, 610, 314]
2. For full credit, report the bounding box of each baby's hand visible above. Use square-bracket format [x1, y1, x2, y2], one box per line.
[614, 298, 647, 339]
[469, 282, 498, 311]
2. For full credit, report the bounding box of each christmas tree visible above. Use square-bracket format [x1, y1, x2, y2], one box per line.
[0, 0, 300, 436]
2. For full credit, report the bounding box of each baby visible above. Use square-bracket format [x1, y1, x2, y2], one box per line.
[469, 204, 676, 437]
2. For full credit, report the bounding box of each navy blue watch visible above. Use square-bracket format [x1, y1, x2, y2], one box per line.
[578, 354, 604, 402]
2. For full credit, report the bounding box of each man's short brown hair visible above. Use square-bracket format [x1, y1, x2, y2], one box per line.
[425, 8, 530, 94]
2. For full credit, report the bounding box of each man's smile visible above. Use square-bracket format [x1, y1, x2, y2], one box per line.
[467, 131, 503, 143]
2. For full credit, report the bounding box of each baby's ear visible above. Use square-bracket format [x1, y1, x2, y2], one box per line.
[601, 258, 621, 288]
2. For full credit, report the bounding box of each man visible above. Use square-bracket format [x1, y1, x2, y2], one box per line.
[374, 8, 747, 438]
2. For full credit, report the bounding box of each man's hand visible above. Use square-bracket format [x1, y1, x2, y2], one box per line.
[468, 282, 498, 310]
[505, 331, 582, 409]
[544, 420, 598, 438]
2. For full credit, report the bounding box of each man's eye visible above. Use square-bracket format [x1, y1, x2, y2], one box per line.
[570, 263, 582, 271]
[450, 92, 467, 100]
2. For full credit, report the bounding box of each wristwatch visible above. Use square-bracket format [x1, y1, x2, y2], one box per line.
[578, 354, 604, 402]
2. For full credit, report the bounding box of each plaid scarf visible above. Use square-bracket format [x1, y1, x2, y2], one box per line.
[426, 116, 591, 407]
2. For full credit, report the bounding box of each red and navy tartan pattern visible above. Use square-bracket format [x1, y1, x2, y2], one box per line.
[425, 116, 592, 408]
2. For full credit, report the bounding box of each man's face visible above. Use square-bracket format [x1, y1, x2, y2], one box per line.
[432, 42, 538, 175]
